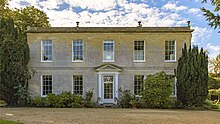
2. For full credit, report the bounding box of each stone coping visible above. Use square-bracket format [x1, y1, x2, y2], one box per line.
[26, 26, 194, 33]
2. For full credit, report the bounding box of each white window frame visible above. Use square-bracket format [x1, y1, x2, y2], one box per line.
[72, 75, 84, 96]
[41, 75, 53, 97]
[165, 40, 176, 62]
[72, 40, 84, 62]
[41, 40, 52, 62]
[133, 40, 145, 62]
[103, 40, 114, 62]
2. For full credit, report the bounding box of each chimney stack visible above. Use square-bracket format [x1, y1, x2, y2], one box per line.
[138, 21, 142, 27]
[187, 21, 190, 27]
[76, 22, 79, 27]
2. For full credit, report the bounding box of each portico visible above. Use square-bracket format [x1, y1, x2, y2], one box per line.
[95, 64, 122, 104]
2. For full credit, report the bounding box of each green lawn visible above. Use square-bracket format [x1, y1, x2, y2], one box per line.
[0, 120, 22, 124]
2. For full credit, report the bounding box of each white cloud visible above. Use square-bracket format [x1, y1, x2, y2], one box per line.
[191, 26, 211, 45]
[39, 0, 64, 10]
[8, 0, 28, 9]
[162, 2, 201, 16]
[44, 8, 80, 27]
[188, 8, 201, 15]
[162, 3, 187, 12]
[207, 43, 220, 51]
[64, 0, 116, 11]
[207, 43, 220, 59]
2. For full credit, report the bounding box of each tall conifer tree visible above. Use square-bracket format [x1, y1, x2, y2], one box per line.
[0, 18, 30, 105]
[175, 43, 208, 106]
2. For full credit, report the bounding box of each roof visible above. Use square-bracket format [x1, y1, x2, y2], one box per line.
[26, 26, 194, 33]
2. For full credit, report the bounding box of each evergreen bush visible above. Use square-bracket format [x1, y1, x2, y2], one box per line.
[142, 71, 174, 108]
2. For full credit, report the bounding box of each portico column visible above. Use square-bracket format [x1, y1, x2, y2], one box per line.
[98, 73, 102, 103]
[115, 72, 119, 100]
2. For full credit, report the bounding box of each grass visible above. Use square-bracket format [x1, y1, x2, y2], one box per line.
[0, 120, 22, 124]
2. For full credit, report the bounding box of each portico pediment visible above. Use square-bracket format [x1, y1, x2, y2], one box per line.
[95, 64, 122, 72]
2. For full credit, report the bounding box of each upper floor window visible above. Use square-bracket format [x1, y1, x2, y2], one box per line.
[72, 40, 84, 62]
[165, 41, 176, 61]
[41, 75, 52, 97]
[41, 40, 52, 62]
[103, 41, 114, 62]
[134, 75, 144, 95]
[73, 75, 83, 95]
[134, 41, 145, 62]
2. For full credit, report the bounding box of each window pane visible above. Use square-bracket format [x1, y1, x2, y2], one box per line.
[73, 75, 83, 95]
[103, 41, 114, 61]
[73, 40, 83, 61]
[42, 75, 52, 96]
[134, 75, 144, 95]
[134, 41, 144, 61]
[165, 41, 176, 61]
[42, 40, 52, 61]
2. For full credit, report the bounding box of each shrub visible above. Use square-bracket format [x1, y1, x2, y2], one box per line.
[0, 100, 7, 107]
[31, 96, 46, 107]
[119, 89, 133, 108]
[208, 88, 220, 103]
[82, 90, 93, 108]
[203, 99, 219, 110]
[31, 92, 83, 108]
[208, 77, 220, 89]
[142, 71, 174, 108]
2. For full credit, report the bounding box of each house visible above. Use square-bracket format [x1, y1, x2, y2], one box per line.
[27, 22, 193, 105]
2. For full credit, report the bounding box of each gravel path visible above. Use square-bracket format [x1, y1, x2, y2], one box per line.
[0, 108, 219, 124]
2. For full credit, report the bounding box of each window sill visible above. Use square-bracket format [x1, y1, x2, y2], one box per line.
[103, 60, 114, 62]
[72, 60, 84, 63]
[164, 60, 176, 63]
[41, 61, 52, 63]
[133, 60, 145, 63]
[135, 95, 142, 98]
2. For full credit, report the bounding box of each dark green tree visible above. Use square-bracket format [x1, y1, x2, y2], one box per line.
[175, 43, 209, 107]
[0, 18, 30, 105]
[201, 0, 220, 32]
[0, 1, 50, 105]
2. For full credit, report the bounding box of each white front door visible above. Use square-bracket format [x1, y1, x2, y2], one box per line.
[103, 75, 114, 103]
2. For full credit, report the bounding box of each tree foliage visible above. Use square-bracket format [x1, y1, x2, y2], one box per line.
[142, 71, 174, 108]
[13, 6, 50, 32]
[0, 18, 30, 105]
[209, 54, 220, 77]
[175, 43, 209, 107]
[208, 76, 220, 89]
[0, 1, 50, 32]
[201, 0, 220, 32]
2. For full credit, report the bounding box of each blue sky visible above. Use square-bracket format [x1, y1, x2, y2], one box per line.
[8, 0, 220, 58]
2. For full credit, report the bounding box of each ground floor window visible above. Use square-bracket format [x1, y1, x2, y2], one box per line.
[167, 75, 176, 96]
[134, 75, 144, 95]
[73, 75, 83, 95]
[41, 75, 52, 96]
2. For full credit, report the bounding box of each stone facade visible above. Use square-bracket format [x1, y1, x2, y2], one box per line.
[27, 26, 193, 104]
